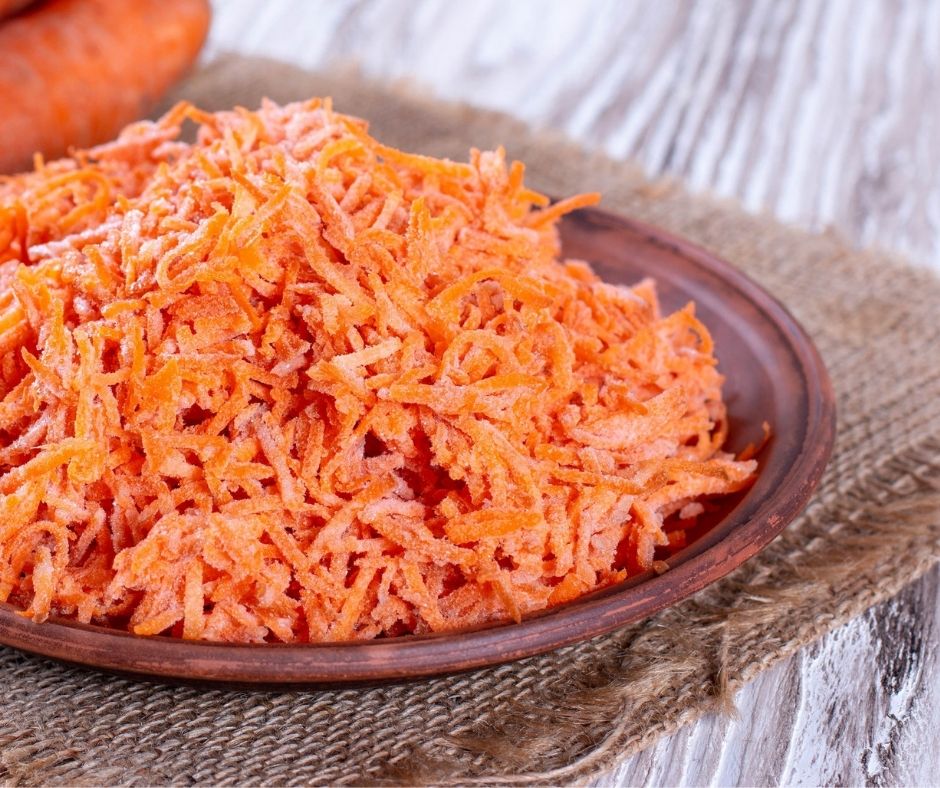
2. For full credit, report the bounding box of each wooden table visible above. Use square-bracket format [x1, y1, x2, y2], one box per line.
[208, 2, 940, 784]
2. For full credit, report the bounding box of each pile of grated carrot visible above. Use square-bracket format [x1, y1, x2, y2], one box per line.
[0, 99, 756, 642]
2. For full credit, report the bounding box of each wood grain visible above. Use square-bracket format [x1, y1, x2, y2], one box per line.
[203, 1, 940, 783]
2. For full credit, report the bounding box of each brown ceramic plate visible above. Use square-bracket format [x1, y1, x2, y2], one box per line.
[0, 208, 835, 685]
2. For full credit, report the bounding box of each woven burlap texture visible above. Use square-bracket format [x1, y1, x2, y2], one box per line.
[2, 56, 939, 786]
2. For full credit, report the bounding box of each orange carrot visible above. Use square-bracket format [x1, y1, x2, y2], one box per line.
[0, 0, 210, 174]
[0, 98, 757, 643]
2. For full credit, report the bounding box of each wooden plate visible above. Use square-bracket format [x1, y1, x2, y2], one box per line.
[0, 208, 836, 685]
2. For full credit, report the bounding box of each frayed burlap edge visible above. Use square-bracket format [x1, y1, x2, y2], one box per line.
[0, 55, 938, 787]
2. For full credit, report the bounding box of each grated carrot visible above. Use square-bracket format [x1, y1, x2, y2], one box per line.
[0, 98, 757, 641]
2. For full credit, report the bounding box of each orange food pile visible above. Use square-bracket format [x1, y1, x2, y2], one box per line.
[0, 99, 756, 642]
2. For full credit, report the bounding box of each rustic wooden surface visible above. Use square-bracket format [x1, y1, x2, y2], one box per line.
[206, 2, 940, 785]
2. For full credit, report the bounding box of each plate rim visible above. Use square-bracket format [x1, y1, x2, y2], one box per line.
[0, 208, 837, 685]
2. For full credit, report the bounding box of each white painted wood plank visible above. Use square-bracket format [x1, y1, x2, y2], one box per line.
[203, 3, 940, 784]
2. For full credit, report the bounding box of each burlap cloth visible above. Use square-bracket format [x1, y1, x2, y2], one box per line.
[2, 56, 939, 786]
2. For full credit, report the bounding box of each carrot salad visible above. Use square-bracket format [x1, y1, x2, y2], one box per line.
[0, 99, 756, 642]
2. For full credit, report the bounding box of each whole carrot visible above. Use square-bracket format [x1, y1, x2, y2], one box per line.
[0, 0, 210, 174]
